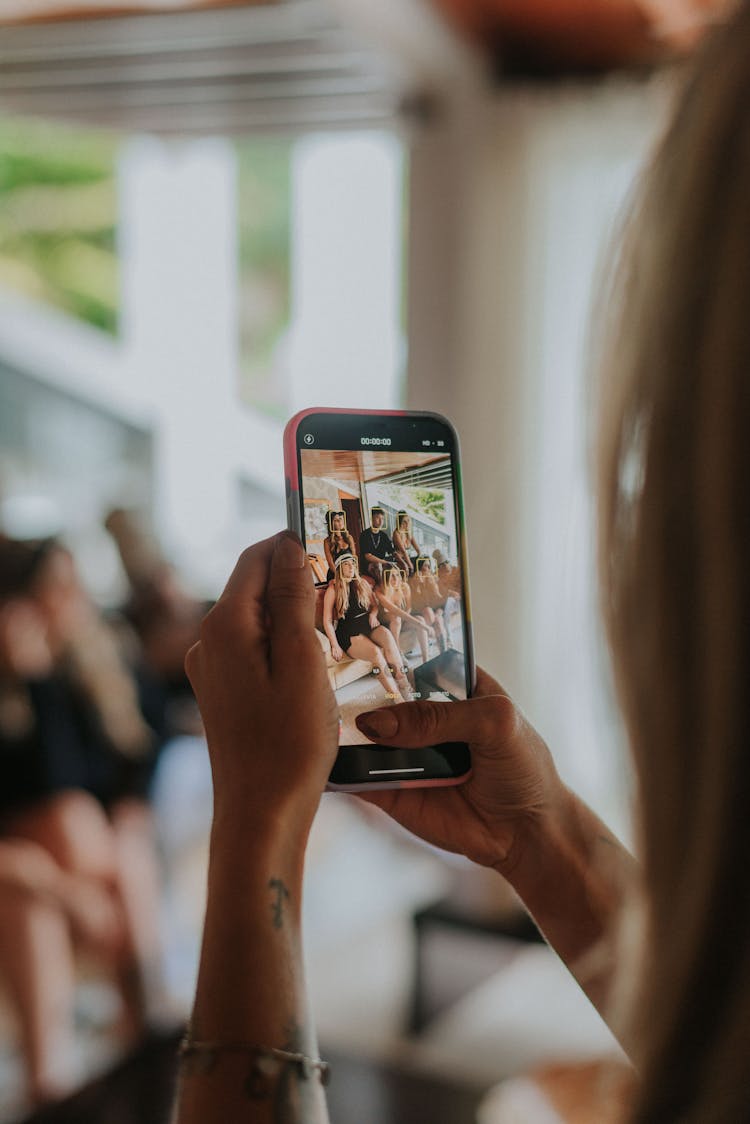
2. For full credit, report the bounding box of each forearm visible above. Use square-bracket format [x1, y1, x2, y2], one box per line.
[379, 597, 412, 623]
[0, 841, 70, 906]
[174, 823, 329, 1124]
[500, 785, 637, 1034]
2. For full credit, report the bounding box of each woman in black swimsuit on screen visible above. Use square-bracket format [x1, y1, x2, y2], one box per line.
[322, 554, 412, 702]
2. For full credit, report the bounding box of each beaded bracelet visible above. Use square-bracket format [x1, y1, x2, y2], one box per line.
[179, 1034, 331, 1099]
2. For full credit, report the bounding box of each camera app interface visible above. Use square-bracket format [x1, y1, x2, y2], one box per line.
[300, 445, 468, 746]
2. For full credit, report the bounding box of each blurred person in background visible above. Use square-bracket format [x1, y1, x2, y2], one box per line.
[0, 536, 167, 1105]
[0, 833, 125, 1105]
[173, 5, 750, 1123]
[105, 508, 206, 739]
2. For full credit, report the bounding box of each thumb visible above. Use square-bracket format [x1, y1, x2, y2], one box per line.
[266, 533, 316, 672]
[355, 692, 516, 751]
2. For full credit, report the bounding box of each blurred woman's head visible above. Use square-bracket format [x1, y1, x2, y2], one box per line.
[598, 6, 750, 1118]
[0, 598, 53, 680]
[0, 538, 56, 677]
[29, 542, 90, 647]
[0, 535, 151, 756]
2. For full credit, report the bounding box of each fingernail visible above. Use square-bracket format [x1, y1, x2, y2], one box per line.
[275, 534, 305, 568]
[357, 709, 398, 739]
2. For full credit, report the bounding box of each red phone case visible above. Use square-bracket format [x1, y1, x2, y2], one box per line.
[283, 407, 474, 791]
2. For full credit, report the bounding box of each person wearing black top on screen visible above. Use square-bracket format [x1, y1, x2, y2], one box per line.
[358, 508, 396, 582]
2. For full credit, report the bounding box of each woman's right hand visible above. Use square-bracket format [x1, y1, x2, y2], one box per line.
[355, 667, 567, 874]
[330, 642, 344, 662]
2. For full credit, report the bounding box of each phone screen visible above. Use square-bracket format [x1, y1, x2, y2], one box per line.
[293, 412, 472, 756]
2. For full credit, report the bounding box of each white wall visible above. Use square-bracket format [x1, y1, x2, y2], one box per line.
[407, 76, 669, 823]
[288, 132, 404, 413]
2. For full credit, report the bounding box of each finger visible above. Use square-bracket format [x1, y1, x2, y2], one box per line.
[356, 789, 399, 815]
[266, 532, 317, 674]
[355, 691, 516, 750]
[194, 537, 278, 670]
[474, 666, 509, 699]
[217, 535, 277, 606]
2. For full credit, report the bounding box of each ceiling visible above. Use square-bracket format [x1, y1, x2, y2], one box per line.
[0, 0, 733, 64]
[0, 0, 734, 134]
[0, 1, 416, 133]
[301, 449, 449, 486]
[0, 1, 257, 20]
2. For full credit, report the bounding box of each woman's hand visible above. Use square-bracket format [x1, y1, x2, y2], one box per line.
[185, 533, 339, 843]
[330, 642, 344, 662]
[178, 536, 338, 1123]
[355, 667, 566, 874]
[369, 611, 380, 630]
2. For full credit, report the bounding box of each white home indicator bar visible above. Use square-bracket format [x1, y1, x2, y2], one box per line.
[368, 767, 425, 775]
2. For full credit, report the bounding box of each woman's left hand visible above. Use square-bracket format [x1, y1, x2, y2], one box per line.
[185, 533, 339, 844]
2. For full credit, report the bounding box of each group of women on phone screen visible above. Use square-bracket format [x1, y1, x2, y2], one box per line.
[321, 508, 461, 701]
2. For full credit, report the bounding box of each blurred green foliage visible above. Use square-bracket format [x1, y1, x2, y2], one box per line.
[412, 489, 446, 525]
[0, 117, 119, 334]
[236, 136, 292, 416]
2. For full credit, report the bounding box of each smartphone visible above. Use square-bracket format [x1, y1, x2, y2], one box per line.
[283, 407, 475, 791]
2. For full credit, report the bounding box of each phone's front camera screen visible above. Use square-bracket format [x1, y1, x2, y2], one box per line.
[299, 441, 469, 746]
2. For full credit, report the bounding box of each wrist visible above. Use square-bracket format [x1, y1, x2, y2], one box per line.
[493, 776, 575, 888]
[209, 803, 311, 879]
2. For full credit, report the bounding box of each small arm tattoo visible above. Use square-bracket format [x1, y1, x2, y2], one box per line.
[269, 877, 290, 929]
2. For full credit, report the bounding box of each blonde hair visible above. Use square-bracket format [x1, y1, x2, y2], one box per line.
[598, 8, 750, 1120]
[333, 560, 371, 621]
